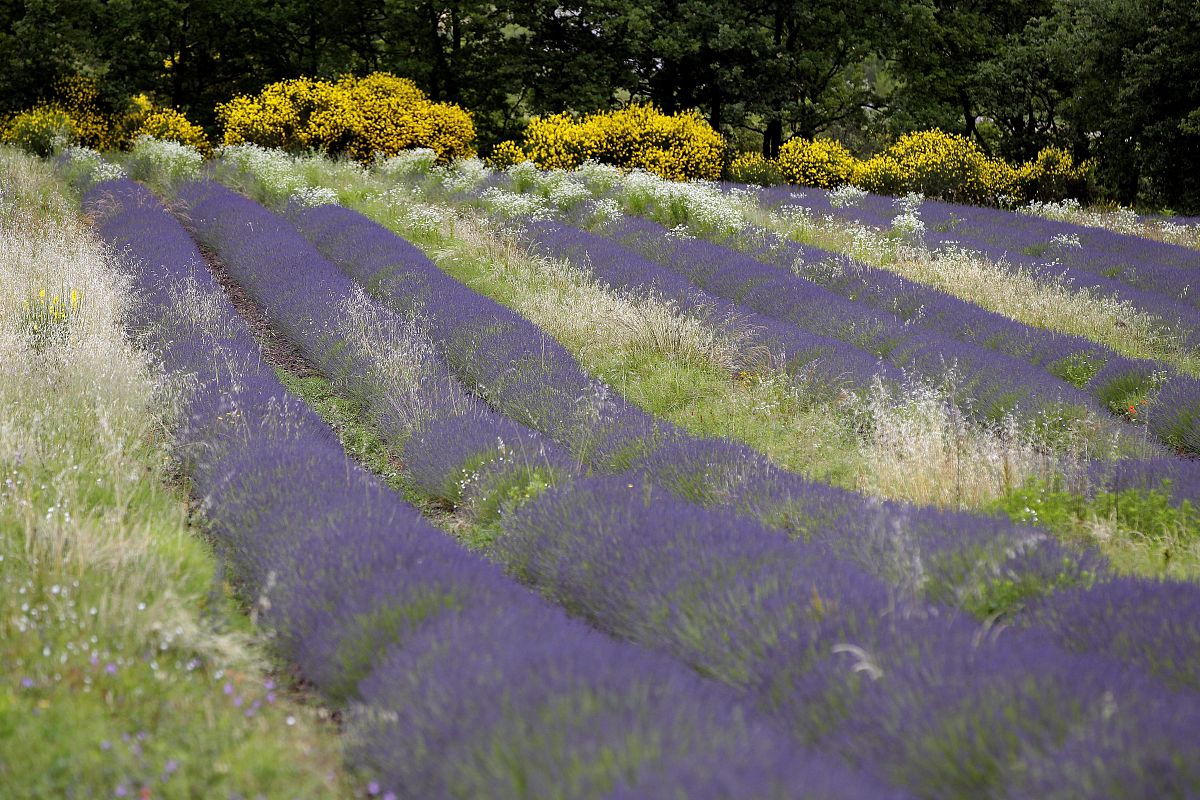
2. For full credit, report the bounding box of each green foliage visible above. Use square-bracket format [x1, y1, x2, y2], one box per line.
[1092, 369, 1161, 419]
[965, 556, 1098, 620]
[1047, 352, 1103, 389]
[991, 479, 1200, 579]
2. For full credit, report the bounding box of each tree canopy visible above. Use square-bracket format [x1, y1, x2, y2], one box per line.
[2, 0, 1198, 210]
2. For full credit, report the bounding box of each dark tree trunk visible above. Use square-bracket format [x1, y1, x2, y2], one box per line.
[764, 118, 783, 158]
[427, 2, 446, 100]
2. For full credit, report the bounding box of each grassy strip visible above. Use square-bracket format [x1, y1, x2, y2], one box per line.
[989, 482, 1200, 581]
[271, 370, 476, 544]
[213, 150, 1199, 579]
[0, 148, 346, 798]
[739, 201, 1200, 378]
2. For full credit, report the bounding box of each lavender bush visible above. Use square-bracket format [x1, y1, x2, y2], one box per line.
[85, 177, 858, 798]
[175, 179, 579, 519]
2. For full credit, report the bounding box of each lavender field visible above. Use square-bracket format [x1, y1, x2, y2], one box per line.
[8, 139, 1200, 798]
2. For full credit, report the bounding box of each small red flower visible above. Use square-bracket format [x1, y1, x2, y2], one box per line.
[1128, 404, 1137, 415]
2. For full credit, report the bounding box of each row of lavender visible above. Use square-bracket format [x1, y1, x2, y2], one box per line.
[179, 177, 1200, 798]
[588, 212, 1200, 489]
[760, 185, 1200, 341]
[270, 186, 1098, 617]
[454, 168, 1200, 493]
[87, 178, 862, 799]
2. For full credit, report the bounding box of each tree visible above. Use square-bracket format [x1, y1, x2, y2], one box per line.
[888, 0, 1052, 154]
[1051, 0, 1200, 210]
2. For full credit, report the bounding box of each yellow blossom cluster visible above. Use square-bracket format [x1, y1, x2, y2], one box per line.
[51, 76, 114, 149]
[521, 105, 725, 181]
[1, 106, 78, 157]
[22, 287, 82, 348]
[853, 130, 1019, 204]
[125, 94, 212, 153]
[1, 76, 113, 155]
[216, 72, 475, 162]
[761, 130, 1090, 206]
[486, 139, 528, 169]
[727, 152, 783, 186]
[1014, 146, 1091, 202]
[1, 77, 209, 155]
[775, 138, 856, 189]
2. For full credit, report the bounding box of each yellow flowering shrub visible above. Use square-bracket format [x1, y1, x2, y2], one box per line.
[734, 130, 1088, 207]
[851, 153, 907, 196]
[775, 138, 856, 188]
[1, 106, 78, 156]
[52, 76, 114, 150]
[487, 140, 527, 169]
[217, 73, 475, 162]
[1, 75, 116, 155]
[134, 107, 211, 154]
[753, 129, 1094, 207]
[871, 129, 1020, 205]
[216, 77, 337, 151]
[728, 152, 783, 186]
[522, 105, 724, 181]
[523, 112, 594, 170]
[1014, 146, 1091, 203]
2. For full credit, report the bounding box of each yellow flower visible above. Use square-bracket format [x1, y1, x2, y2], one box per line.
[522, 104, 724, 181]
[217, 72, 474, 163]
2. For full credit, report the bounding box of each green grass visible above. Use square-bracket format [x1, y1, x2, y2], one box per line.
[0, 146, 348, 798]
[990, 480, 1200, 581]
[273, 369, 501, 550]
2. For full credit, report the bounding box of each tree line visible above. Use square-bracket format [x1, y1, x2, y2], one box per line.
[3, 0, 1198, 211]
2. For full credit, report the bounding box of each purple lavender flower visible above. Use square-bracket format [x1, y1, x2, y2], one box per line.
[85, 177, 854, 798]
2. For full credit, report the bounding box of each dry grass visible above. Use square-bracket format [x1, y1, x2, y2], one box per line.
[853, 379, 1064, 508]
[0, 147, 346, 797]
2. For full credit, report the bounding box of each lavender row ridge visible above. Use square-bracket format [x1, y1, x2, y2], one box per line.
[158, 177, 1200, 798]
[273, 188, 1112, 615]
[86, 177, 861, 799]
[760, 184, 1200, 348]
